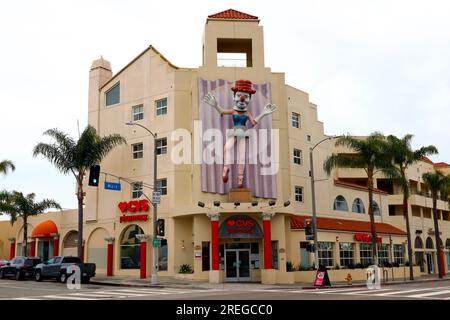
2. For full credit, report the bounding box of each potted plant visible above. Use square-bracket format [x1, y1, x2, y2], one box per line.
[178, 264, 193, 274]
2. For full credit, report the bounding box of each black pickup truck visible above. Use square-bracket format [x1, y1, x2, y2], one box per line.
[34, 256, 96, 283]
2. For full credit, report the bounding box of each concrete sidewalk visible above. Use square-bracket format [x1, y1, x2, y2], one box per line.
[90, 274, 450, 290]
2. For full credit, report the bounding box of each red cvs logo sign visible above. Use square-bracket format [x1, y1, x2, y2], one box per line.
[118, 200, 150, 213]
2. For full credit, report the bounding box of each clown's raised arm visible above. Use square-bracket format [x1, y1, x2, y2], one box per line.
[252, 103, 277, 125]
[203, 93, 230, 115]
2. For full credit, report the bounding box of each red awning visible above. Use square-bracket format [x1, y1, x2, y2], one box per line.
[290, 215, 406, 235]
[31, 220, 58, 238]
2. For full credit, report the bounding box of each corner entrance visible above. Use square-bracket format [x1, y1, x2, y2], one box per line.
[225, 248, 250, 281]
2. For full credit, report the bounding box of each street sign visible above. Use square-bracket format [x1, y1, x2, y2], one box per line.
[152, 239, 161, 248]
[104, 181, 121, 191]
[306, 235, 314, 241]
[152, 191, 161, 204]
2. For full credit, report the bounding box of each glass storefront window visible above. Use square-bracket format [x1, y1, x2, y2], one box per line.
[393, 244, 405, 264]
[318, 242, 334, 267]
[339, 242, 354, 267]
[378, 244, 390, 265]
[202, 242, 210, 271]
[271, 241, 279, 269]
[120, 225, 143, 269]
[158, 240, 168, 271]
[360, 243, 373, 267]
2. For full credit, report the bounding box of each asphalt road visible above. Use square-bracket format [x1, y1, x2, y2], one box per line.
[1, 278, 450, 300]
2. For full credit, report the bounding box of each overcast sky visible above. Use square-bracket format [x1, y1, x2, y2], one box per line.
[0, 0, 449, 218]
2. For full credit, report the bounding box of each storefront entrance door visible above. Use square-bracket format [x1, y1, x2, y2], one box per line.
[426, 252, 434, 274]
[225, 249, 250, 282]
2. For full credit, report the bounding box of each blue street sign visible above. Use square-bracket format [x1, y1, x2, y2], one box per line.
[306, 235, 314, 241]
[153, 239, 161, 248]
[104, 181, 121, 191]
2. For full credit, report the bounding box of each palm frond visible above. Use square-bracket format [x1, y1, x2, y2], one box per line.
[0, 160, 15, 174]
[33, 143, 74, 175]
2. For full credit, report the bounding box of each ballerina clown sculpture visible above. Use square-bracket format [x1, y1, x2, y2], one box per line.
[203, 80, 277, 188]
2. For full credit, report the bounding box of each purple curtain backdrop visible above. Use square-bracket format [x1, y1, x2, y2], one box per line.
[198, 78, 277, 199]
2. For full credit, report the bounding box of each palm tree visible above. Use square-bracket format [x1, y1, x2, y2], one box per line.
[33, 125, 126, 259]
[422, 170, 450, 278]
[0, 191, 61, 256]
[324, 132, 391, 265]
[0, 160, 15, 176]
[384, 134, 438, 280]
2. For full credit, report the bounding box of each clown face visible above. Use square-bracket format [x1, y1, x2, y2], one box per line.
[233, 91, 251, 111]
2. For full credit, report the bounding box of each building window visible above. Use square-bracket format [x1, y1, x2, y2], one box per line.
[251, 243, 260, 270]
[271, 240, 279, 269]
[158, 239, 168, 271]
[156, 98, 167, 116]
[318, 242, 334, 268]
[120, 225, 143, 269]
[295, 186, 303, 202]
[217, 52, 247, 67]
[378, 244, 390, 266]
[307, 135, 311, 142]
[131, 182, 143, 199]
[292, 112, 300, 128]
[132, 143, 143, 159]
[156, 179, 167, 195]
[372, 201, 381, 216]
[293, 149, 302, 165]
[132, 104, 144, 121]
[105, 82, 120, 106]
[202, 242, 210, 271]
[393, 244, 405, 264]
[352, 198, 365, 214]
[339, 242, 354, 267]
[333, 195, 349, 211]
[359, 243, 373, 267]
[156, 138, 167, 155]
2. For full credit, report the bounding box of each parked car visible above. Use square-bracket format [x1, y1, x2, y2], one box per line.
[34, 256, 96, 283]
[0, 256, 42, 280]
[0, 260, 9, 267]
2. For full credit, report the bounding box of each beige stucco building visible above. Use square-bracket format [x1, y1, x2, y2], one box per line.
[1, 9, 449, 284]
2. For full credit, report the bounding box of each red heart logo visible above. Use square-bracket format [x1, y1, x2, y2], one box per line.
[227, 220, 235, 226]
[118, 202, 128, 213]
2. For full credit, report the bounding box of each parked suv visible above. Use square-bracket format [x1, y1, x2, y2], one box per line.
[0, 256, 42, 280]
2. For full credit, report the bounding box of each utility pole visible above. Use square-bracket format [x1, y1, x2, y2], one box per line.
[126, 122, 158, 284]
[309, 135, 342, 269]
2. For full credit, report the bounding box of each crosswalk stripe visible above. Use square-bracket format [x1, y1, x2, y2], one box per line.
[41, 295, 97, 300]
[340, 288, 392, 295]
[373, 288, 439, 296]
[68, 292, 115, 298]
[314, 288, 377, 294]
[93, 291, 149, 297]
[408, 289, 450, 298]
[13, 297, 43, 300]
[112, 289, 172, 295]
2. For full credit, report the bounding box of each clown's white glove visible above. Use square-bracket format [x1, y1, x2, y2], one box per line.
[254, 103, 277, 124]
[203, 93, 225, 115]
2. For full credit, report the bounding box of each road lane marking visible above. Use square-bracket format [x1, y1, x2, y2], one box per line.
[340, 289, 392, 295]
[94, 291, 150, 297]
[12, 297, 44, 300]
[68, 292, 116, 298]
[41, 295, 97, 300]
[408, 289, 450, 298]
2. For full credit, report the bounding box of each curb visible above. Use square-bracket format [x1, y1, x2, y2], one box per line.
[301, 277, 450, 290]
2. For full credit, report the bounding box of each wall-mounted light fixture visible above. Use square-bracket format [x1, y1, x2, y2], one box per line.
[181, 240, 185, 249]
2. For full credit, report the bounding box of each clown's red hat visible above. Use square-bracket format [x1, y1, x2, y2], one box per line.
[231, 80, 256, 94]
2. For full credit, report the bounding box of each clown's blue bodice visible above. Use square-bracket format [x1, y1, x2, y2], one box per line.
[232, 114, 248, 126]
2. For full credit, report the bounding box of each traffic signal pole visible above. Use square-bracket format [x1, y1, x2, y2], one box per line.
[309, 147, 319, 270]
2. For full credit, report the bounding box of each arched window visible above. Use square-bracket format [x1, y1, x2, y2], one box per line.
[446, 239, 450, 249]
[333, 196, 348, 211]
[426, 237, 434, 249]
[415, 236, 423, 249]
[372, 201, 380, 216]
[352, 198, 365, 214]
[120, 225, 144, 269]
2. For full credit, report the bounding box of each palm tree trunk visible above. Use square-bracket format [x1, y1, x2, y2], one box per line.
[23, 215, 28, 256]
[368, 174, 378, 265]
[403, 193, 414, 280]
[432, 195, 444, 278]
[76, 178, 84, 261]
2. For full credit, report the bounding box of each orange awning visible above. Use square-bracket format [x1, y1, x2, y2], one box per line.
[31, 220, 58, 238]
[290, 215, 406, 235]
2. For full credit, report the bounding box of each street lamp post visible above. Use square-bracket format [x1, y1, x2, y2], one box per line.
[126, 121, 158, 284]
[309, 135, 342, 269]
